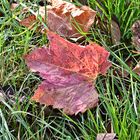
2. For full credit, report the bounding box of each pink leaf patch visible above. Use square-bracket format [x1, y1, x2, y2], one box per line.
[32, 80, 98, 115]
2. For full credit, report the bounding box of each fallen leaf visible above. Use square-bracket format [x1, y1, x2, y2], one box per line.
[111, 19, 121, 44]
[47, 2, 96, 37]
[20, 0, 96, 38]
[24, 31, 111, 115]
[131, 20, 140, 51]
[96, 133, 117, 140]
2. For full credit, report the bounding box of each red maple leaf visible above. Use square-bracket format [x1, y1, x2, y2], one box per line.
[19, 0, 96, 38]
[47, 1, 96, 37]
[24, 31, 111, 115]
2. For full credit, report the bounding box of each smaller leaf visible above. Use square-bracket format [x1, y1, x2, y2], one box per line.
[47, 2, 96, 37]
[111, 19, 121, 44]
[19, 0, 96, 38]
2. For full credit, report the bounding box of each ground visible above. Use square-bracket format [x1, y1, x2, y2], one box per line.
[0, 0, 140, 140]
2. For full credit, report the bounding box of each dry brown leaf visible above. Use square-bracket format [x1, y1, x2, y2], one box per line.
[47, 2, 96, 37]
[111, 19, 121, 44]
[20, 0, 96, 38]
